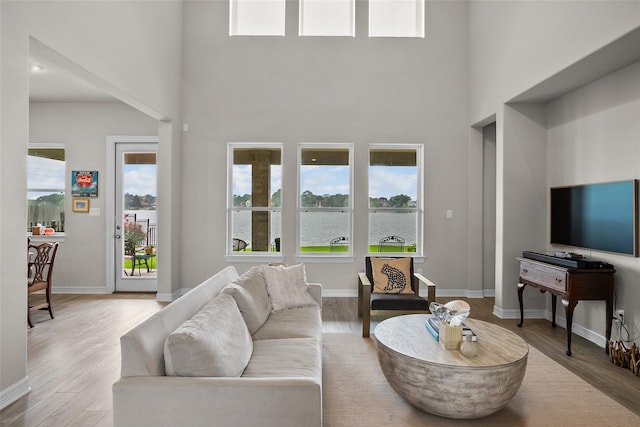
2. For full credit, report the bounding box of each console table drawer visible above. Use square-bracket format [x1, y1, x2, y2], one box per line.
[520, 262, 567, 292]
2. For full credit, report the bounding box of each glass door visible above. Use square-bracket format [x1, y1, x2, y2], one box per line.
[114, 142, 158, 292]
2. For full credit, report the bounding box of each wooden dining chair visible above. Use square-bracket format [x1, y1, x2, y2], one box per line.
[27, 241, 59, 327]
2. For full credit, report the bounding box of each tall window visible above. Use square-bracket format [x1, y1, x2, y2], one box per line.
[229, 0, 286, 36]
[228, 143, 282, 254]
[369, 0, 425, 38]
[369, 145, 422, 254]
[298, 144, 352, 255]
[299, 0, 355, 37]
[27, 146, 66, 232]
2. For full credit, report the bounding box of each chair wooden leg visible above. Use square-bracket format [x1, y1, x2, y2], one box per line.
[46, 288, 54, 319]
[363, 308, 370, 338]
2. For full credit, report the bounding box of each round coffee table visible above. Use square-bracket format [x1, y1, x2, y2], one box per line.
[375, 314, 528, 419]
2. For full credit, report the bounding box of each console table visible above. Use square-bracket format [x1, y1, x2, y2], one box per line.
[516, 257, 615, 356]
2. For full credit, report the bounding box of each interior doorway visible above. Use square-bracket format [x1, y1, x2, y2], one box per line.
[110, 137, 158, 292]
[482, 122, 497, 294]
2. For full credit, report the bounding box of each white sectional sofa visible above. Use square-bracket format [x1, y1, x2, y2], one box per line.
[113, 264, 323, 427]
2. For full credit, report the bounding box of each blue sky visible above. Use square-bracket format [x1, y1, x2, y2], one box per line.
[124, 164, 157, 196]
[27, 156, 157, 198]
[234, 164, 417, 200]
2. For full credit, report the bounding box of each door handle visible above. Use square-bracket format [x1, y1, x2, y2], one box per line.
[115, 234, 121, 239]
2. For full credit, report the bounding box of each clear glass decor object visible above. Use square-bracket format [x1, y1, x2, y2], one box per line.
[429, 300, 471, 327]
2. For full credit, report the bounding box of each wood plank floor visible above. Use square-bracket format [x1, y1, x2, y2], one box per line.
[2, 293, 638, 426]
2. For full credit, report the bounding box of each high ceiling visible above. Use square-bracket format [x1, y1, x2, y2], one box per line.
[29, 48, 116, 103]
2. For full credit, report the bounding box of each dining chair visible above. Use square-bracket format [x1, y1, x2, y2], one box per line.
[27, 241, 59, 327]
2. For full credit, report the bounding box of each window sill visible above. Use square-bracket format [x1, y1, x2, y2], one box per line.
[294, 254, 355, 263]
[225, 254, 285, 264]
[28, 233, 66, 243]
[367, 253, 425, 263]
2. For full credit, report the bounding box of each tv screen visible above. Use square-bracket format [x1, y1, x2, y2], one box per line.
[550, 180, 638, 256]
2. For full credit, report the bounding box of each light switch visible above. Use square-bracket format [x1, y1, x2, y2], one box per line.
[446, 209, 453, 219]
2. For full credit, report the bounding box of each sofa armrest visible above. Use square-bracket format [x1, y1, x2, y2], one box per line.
[113, 376, 322, 427]
[307, 283, 322, 308]
[414, 273, 436, 303]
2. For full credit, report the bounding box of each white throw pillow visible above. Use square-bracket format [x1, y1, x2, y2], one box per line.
[262, 263, 318, 312]
[221, 265, 271, 334]
[164, 293, 253, 377]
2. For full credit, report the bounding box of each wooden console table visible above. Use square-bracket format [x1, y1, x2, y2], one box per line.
[516, 257, 615, 356]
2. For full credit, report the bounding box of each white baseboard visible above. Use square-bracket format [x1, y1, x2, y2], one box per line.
[156, 288, 186, 302]
[52, 286, 109, 294]
[0, 377, 30, 411]
[323, 289, 358, 298]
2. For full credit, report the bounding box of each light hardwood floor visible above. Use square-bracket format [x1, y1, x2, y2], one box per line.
[1, 293, 638, 426]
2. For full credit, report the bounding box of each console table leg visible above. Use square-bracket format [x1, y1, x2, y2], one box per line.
[551, 294, 557, 328]
[562, 299, 576, 356]
[517, 283, 525, 328]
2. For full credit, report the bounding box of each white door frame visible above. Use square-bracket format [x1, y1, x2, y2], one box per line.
[106, 135, 159, 293]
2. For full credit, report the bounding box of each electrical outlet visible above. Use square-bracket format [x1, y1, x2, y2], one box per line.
[615, 309, 624, 324]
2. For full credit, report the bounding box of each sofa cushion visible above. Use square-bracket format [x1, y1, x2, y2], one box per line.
[164, 293, 253, 377]
[370, 257, 414, 294]
[242, 337, 321, 378]
[221, 265, 271, 334]
[252, 306, 321, 341]
[262, 263, 318, 312]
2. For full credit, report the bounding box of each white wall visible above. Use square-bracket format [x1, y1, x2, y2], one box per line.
[1, 0, 182, 408]
[29, 102, 158, 292]
[469, 1, 640, 348]
[545, 61, 640, 342]
[180, 0, 472, 294]
[469, 0, 640, 123]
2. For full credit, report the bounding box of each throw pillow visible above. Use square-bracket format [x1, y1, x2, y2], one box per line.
[262, 263, 318, 312]
[164, 293, 253, 377]
[221, 265, 271, 334]
[371, 257, 414, 294]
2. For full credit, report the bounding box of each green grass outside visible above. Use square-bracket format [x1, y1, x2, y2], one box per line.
[124, 256, 157, 270]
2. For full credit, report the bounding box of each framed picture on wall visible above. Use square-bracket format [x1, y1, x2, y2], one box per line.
[72, 198, 90, 213]
[72, 170, 99, 197]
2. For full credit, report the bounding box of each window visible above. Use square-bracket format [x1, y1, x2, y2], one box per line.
[299, 0, 355, 37]
[228, 143, 282, 255]
[27, 146, 66, 232]
[229, 0, 286, 36]
[368, 145, 422, 254]
[298, 144, 352, 255]
[369, 0, 425, 38]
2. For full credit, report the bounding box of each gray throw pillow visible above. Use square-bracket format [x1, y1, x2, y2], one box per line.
[262, 263, 318, 312]
[221, 265, 272, 334]
[164, 293, 253, 377]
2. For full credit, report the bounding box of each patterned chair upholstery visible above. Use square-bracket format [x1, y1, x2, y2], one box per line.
[358, 256, 436, 338]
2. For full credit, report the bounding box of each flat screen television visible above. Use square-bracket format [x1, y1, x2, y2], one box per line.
[550, 180, 639, 256]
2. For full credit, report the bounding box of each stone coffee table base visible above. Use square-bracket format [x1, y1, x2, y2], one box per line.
[375, 315, 529, 419]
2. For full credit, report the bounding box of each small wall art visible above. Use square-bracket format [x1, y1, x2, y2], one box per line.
[72, 198, 90, 213]
[72, 170, 99, 197]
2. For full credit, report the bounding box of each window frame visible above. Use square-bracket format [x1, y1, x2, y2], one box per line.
[226, 142, 284, 262]
[367, 143, 424, 257]
[296, 143, 354, 259]
[299, 0, 355, 37]
[229, 0, 286, 36]
[27, 143, 67, 240]
[368, 0, 425, 38]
